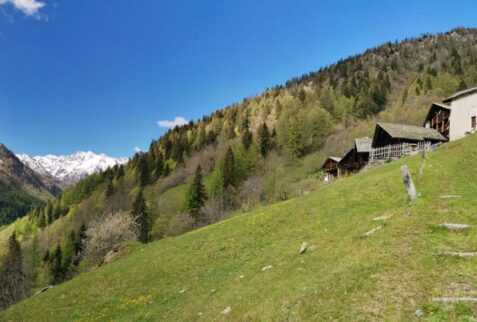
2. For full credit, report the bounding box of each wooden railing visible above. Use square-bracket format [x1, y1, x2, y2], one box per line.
[369, 141, 441, 163]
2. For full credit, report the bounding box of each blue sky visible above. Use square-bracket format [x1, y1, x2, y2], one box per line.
[0, 0, 476, 157]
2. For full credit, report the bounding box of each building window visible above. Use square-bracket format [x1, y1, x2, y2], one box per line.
[472, 116, 476, 129]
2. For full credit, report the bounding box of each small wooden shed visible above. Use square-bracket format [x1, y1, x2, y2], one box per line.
[340, 137, 372, 173]
[321, 156, 342, 182]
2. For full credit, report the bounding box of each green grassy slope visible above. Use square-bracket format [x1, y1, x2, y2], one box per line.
[4, 135, 477, 321]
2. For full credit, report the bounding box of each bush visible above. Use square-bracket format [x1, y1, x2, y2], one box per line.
[84, 212, 138, 265]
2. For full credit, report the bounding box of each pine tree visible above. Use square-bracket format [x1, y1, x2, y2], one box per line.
[186, 165, 207, 220]
[258, 123, 271, 157]
[115, 165, 125, 179]
[50, 245, 64, 284]
[0, 233, 25, 309]
[221, 147, 236, 189]
[131, 190, 150, 243]
[137, 155, 149, 187]
[42, 249, 50, 263]
[73, 224, 87, 265]
[156, 151, 164, 177]
[105, 178, 114, 198]
[241, 118, 253, 150]
[163, 163, 170, 177]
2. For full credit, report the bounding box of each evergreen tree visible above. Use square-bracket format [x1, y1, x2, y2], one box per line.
[258, 123, 271, 157]
[37, 208, 46, 228]
[105, 178, 114, 198]
[241, 118, 253, 150]
[0, 233, 25, 309]
[50, 245, 64, 284]
[137, 155, 150, 187]
[154, 151, 164, 179]
[73, 224, 87, 265]
[425, 76, 433, 91]
[131, 190, 150, 243]
[163, 163, 170, 177]
[42, 249, 50, 263]
[115, 165, 125, 180]
[221, 147, 236, 189]
[186, 165, 207, 220]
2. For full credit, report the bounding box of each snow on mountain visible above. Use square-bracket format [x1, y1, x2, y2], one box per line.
[16, 151, 128, 186]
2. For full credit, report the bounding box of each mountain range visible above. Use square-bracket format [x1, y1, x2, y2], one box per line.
[16, 151, 128, 187]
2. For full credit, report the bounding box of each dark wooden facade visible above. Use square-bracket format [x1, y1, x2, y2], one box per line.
[340, 137, 371, 173]
[321, 157, 342, 181]
[423, 103, 451, 139]
[372, 122, 447, 148]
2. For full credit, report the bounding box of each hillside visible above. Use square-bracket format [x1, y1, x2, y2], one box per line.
[2, 27, 477, 310]
[0, 144, 60, 225]
[3, 132, 477, 321]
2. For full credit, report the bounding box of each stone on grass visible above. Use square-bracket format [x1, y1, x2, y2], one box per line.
[221, 306, 232, 315]
[361, 226, 383, 237]
[34, 285, 53, 296]
[446, 251, 477, 258]
[262, 265, 273, 271]
[439, 223, 471, 230]
[432, 297, 477, 303]
[373, 214, 393, 221]
[300, 242, 307, 254]
[439, 195, 462, 199]
[415, 309, 424, 317]
[178, 288, 189, 294]
[400, 165, 418, 200]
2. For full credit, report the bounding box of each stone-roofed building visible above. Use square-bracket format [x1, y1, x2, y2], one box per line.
[372, 122, 447, 148]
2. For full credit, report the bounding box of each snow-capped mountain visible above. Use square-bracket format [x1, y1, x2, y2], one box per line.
[17, 151, 128, 187]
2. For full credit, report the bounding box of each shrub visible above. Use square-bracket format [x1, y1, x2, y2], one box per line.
[84, 212, 138, 265]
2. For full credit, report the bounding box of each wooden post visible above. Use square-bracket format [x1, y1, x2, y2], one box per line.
[400, 165, 417, 200]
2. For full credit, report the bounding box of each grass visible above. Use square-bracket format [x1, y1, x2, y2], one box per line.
[3, 135, 477, 321]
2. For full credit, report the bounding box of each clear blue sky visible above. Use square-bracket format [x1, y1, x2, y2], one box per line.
[0, 0, 476, 157]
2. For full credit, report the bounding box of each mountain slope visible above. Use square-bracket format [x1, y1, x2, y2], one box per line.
[17, 151, 128, 187]
[4, 134, 477, 321]
[0, 144, 60, 225]
[2, 27, 477, 313]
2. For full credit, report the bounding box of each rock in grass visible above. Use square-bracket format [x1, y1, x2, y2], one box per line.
[439, 195, 462, 199]
[261, 265, 273, 271]
[415, 309, 424, 317]
[361, 225, 383, 237]
[439, 223, 470, 230]
[445, 251, 477, 258]
[299, 242, 307, 254]
[400, 165, 418, 200]
[221, 306, 232, 315]
[34, 286, 53, 296]
[178, 288, 189, 294]
[372, 214, 393, 221]
[432, 297, 477, 303]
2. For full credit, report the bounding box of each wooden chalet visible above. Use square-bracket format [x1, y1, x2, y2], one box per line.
[321, 156, 342, 182]
[423, 102, 451, 139]
[340, 137, 372, 173]
[372, 122, 447, 148]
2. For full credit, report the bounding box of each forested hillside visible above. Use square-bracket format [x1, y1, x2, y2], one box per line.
[1, 27, 477, 308]
[4, 113, 477, 321]
[0, 144, 59, 225]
